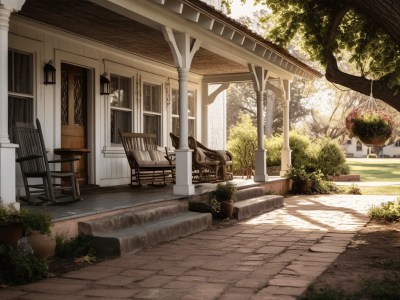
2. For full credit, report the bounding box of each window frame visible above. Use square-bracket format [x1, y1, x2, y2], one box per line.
[141, 74, 165, 146]
[109, 73, 134, 145]
[356, 140, 362, 152]
[104, 63, 136, 148]
[8, 48, 36, 142]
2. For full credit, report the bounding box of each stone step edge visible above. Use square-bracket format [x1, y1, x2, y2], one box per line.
[233, 195, 284, 221]
[78, 203, 188, 235]
[235, 186, 265, 201]
[91, 211, 212, 256]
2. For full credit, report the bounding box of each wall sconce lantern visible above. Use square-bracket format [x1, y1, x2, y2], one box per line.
[100, 72, 110, 95]
[44, 60, 56, 85]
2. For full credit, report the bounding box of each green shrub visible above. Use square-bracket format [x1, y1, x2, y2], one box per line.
[339, 164, 350, 175]
[265, 135, 282, 167]
[0, 204, 23, 223]
[227, 114, 257, 178]
[286, 168, 341, 195]
[265, 131, 318, 171]
[290, 131, 318, 171]
[0, 205, 52, 235]
[214, 182, 237, 202]
[55, 235, 97, 262]
[311, 173, 341, 194]
[347, 184, 362, 195]
[21, 210, 52, 235]
[230, 125, 346, 178]
[0, 244, 48, 285]
[286, 165, 311, 182]
[316, 139, 347, 176]
[368, 199, 400, 222]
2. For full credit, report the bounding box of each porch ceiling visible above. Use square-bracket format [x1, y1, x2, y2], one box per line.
[17, 0, 247, 76]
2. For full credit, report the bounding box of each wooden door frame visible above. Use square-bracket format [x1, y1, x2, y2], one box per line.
[55, 50, 100, 185]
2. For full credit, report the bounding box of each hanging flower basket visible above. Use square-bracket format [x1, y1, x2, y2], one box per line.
[345, 108, 393, 146]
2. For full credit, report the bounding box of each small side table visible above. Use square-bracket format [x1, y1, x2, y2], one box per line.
[54, 148, 90, 193]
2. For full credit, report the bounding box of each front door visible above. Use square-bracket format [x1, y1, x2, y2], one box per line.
[60, 63, 88, 186]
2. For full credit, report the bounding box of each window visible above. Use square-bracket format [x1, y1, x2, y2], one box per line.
[171, 88, 196, 137]
[8, 50, 34, 142]
[110, 74, 132, 144]
[395, 139, 400, 147]
[356, 141, 362, 152]
[143, 82, 162, 145]
[347, 139, 352, 145]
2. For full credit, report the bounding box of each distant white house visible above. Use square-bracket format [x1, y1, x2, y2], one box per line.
[380, 138, 400, 158]
[343, 137, 400, 158]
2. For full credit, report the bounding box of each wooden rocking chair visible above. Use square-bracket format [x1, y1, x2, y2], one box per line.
[14, 119, 82, 205]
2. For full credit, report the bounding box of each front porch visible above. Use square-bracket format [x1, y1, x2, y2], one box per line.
[0, 0, 321, 208]
[23, 177, 290, 239]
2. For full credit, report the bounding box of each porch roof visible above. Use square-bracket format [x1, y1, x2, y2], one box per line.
[17, 0, 321, 80]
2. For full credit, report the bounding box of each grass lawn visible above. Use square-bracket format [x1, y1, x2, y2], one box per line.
[358, 185, 400, 195]
[346, 158, 400, 182]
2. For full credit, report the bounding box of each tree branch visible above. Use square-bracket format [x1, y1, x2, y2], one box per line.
[323, 6, 400, 110]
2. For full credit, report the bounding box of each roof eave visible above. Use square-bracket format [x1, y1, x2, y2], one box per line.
[151, 0, 322, 80]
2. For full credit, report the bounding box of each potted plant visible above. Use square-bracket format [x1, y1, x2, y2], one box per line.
[345, 108, 393, 146]
[0, 204, 24, 248]
[285, 166, 314, 194]
[21, 210, 55, 259]
[213, 182, 237, 219]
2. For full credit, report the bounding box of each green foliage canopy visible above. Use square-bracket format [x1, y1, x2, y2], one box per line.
[264, 1, 400, 79]
[226, 0, 400, 110]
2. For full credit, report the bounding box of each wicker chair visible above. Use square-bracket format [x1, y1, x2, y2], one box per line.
[193, 139, 233, 181]
[169, 133, 233, 182]
[170, 132, 180, 149]
[188, 136, 221, 182]
[14, 119, 82, 205]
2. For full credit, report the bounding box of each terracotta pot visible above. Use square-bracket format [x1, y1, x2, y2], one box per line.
[28, 231, 56, 259]
[217, 200, 234, 219]
[292, 180, 314, 194]
[0, 222, 24, 248]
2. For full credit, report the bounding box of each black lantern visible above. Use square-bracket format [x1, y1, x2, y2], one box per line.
[100, 72, 111, 95]
[44, 60, 56, 85]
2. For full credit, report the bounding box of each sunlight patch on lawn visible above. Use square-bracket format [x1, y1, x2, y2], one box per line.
[346, 158, 400, 182]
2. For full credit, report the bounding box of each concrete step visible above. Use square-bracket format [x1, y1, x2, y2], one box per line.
[90, 211, 212, 256]
[233, 195, 284, 221]
[78, 203, 187, 235]
[235, 186, 265, 201]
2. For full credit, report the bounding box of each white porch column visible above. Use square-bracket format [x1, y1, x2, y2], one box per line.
[162, 26, 201, 195]
[0, 0, 25, 208]
[201, 82, 230, 146]
[280, 78, 292, 176]
[249, 64, 268, 182]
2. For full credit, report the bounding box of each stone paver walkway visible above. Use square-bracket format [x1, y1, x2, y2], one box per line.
[1, 194, 395, 300]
